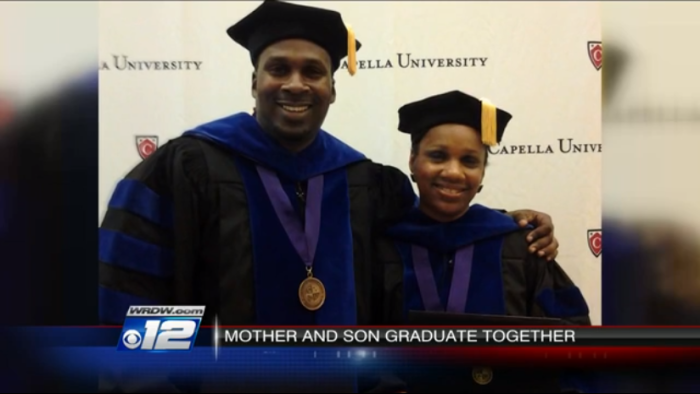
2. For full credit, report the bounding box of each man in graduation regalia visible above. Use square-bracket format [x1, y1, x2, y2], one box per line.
[98, 1, 562, 392]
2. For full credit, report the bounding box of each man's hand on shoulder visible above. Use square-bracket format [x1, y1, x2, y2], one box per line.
[505, 209, 559, 261]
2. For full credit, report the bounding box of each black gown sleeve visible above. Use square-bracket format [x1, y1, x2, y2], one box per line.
[525, 251, 592, 326]
[98, 137, 209, 324]
[98, 137, 210, 393]
[502, 228, 592, 326]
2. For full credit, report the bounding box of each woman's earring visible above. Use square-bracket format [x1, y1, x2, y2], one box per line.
[478, 185, 483, 193]
[410, 174, 416, 182]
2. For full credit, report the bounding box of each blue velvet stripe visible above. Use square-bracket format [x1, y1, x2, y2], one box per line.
[385, 204, 520, 254]
[236, 158, 357, 325]
[99, 228, 174, 278]
[99, 286, 161, 324]
[536, 287, 590, 318]
[108, 179, 173, 228]
[399, 237, 506, 316]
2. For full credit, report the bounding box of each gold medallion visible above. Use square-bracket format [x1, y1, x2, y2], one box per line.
[472, 366, 493, 385]
[299, 276, 326, 311]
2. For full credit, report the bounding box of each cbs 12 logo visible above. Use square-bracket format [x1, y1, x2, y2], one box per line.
[117, 317, 202, 351]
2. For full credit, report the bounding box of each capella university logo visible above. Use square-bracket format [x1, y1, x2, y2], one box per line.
[136, 136, 159, 160]
[588, 229, 602, 258]
[117, 306, 205, 351]
[588, 41, 602, 71]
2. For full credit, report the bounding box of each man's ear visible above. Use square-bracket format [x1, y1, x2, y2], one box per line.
[330, 79, 336, 104]
[251, 71, 257, 100]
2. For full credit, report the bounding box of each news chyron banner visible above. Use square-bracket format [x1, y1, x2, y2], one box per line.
[117, 305, 205, 351]
[117, 305, 700, 358]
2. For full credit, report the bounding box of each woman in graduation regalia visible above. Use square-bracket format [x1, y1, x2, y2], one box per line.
[381, 91, 592, 393]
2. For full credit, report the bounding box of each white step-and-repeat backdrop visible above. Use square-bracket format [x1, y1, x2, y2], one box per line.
[99, 1, 602, 323]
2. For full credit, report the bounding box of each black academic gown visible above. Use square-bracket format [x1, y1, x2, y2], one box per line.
[98, 112, 415, 392]
[380, 205, 592, 393]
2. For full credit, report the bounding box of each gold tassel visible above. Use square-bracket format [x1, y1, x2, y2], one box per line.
[480, 98, 498, 146]
[346, 24, 357, 76]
